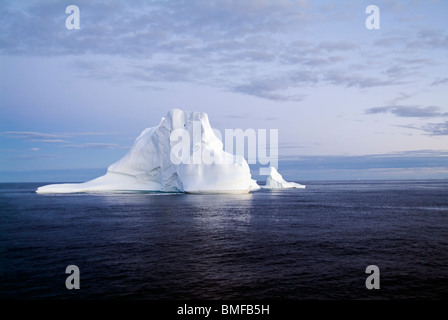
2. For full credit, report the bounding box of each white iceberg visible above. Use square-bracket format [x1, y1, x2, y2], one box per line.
[36, 109, 305, 194]
[263, 167, 306, 189]
[36, 109, 260, 194]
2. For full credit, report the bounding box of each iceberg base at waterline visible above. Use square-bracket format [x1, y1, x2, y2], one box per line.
[36, 109, 305, 194]
[263, 167, 306, 189]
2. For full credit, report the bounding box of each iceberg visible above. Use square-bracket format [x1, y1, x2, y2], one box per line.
[36, 109, 305, 194]
[263, 167, 306, 189]
[36, 109, 260, 194]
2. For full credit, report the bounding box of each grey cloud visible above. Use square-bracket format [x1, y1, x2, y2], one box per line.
[230, 69, 316, 101]
[302, 56, 346, 67]
[169, 0, 312, 38]
[416, 29, 448, 49]
[281, 150, 448, 170]
[382, 58, 434, 82]
[3, 131, 70, 139]
[133, 84, 165, 92]
[289, 70, 319, 84]
[388, 92, 412, 105]
[65, 143, 122, 149]
[31, 139, 70, 143]
[1, 1, 441, 102]
[386, 65, 411, 78]
[399, 121, 448, 136]
[421, 121, 448, 136]
[373, 36, 407, 48]
[324, 70, 397, 88]
[366, 105, 448, 118]
[69, 132, 117, 136]
[127, 61, 216, 85]
[404, 58, 435, 66]
[69, 60, 119, 80]
[138, 64, 194, 82]
[278, 143, 305, 149]
[262, 116, 278, 121]
[302, 58, 327, 66]
[281, 40, 351, 66]
[432, 77, 448, 86]
[318, 41, 358, 52]
[8, 154, 55, 161]
[0, 0, 310, 57]
[233, 78, 305, 102]
[224, 114, 248, 119]
[3, 131, 116, 142]
[232, 50, 276, 63]
[374, 29, 448, 51]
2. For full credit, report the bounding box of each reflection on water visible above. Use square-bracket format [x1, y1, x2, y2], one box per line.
[186, 194, 254, 230]
[0, 181, 447, 299]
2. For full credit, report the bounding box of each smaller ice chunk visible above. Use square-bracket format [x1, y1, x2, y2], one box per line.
[263, 167, 305, 189]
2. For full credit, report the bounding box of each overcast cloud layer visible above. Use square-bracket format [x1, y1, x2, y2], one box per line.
[2, 0, 447, 101]
[0, 0, 447, 180]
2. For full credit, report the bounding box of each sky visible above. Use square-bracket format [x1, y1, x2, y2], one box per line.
[1, 0, 447, 182]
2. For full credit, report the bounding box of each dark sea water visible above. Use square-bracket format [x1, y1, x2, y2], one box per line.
[0, 180, 447, 300]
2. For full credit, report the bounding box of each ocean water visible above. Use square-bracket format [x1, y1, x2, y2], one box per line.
[0, 180, 447, 300]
